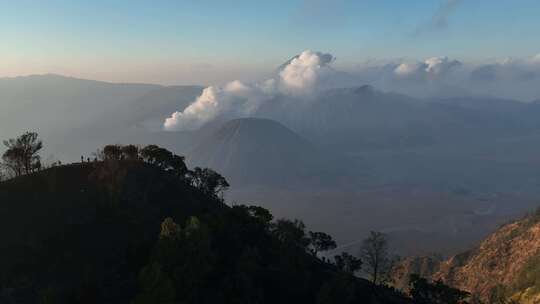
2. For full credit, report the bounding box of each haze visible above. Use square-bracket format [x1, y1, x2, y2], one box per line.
[2, 2, 540, 303]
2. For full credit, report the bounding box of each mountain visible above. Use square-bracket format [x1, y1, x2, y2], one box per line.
[187, 118, 366, 188]
[0, 159, 410, 304]
[0, 74, 159, 133]
[0, 75, 204, 162]
[392, 209, 540, 303]
[255, 85, 540, 151]
[0, 74, 161, 160]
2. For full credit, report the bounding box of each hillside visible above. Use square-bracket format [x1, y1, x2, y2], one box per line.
[393, 209, 540, 303]
[0, 160, 409, 304]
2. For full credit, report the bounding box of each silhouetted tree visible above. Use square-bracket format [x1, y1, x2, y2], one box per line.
[409, 274, 470, 304]
[188, 167, 229, 198]
[309, 231, 337, 255]
[245, 205, 273, 226]
[92, 149, 105, 161]
[168, 155, 188, 178]
[140, 145, 188, 178]
[272, 219, 310, 250]
[2, 131, 43, 176]
[360, 231, 393, 285]
[121, 144, 139, 161]
[334, 252, 362, 274]
[103, 145, 122, 160]
[140, 145, 165, 165]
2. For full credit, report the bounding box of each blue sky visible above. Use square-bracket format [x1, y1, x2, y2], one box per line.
[1, 0, 539, 84]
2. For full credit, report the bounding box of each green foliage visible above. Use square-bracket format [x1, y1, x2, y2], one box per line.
[409, 274, 470, 304]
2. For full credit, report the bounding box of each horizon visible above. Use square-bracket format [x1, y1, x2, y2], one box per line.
[2, 0, 540, 85]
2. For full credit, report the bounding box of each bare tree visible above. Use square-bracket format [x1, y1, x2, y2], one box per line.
[360, 231, 393, 285]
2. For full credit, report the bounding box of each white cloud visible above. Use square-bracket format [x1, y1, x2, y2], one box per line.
[424, 56, 461, 75]
[394, 62, 426, 78]
[163, 50, 336, 131]
[279, 50, 334, 93]
[394, 57, 461, 79]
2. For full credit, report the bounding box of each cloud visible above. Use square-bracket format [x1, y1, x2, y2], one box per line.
[532, 53, 540, 64]
[162, 51, 540, 130]
[163, 50, 336, 131]
[394, 57, 462, 80]
[415, 0, 463, 35]
[470, 56, 540, 83]
[279, 50, 335, 93]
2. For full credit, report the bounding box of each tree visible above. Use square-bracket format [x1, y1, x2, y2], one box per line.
[159, 217, 181, 240]
[272, 219, 311, 250]
[2, 131, 43, 176]
[168, 155, 188, 178]
[245, 205, 273, 226]
[133, 262, 176, 304]
[121, 144, 139, 160]
[140, 145, 188, 178]
[360, 231, 393, 285]
[103, 145, 122, 160]
[334, 252, 362, 274]
[409, 274, 470, 304]
[188, 167, 229, 198]
[309, 231, 337, 255]
[140, 145, 167, 166]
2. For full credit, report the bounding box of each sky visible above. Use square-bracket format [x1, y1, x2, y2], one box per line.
[1, 0, 540, 85]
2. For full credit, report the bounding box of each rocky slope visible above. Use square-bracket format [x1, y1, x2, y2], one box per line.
[394, 210, 540, 303]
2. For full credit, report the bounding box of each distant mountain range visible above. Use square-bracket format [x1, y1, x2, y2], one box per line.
[2, 73, 540, 256]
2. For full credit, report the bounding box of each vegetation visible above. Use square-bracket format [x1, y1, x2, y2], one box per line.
[409, 274, 470, 304]
[2, 131, 43, 177]
[334, 252, 363, 274]
[0, 134, 412, 303]
[309, 231, 337, 255]
[361, 231, 395, 285]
